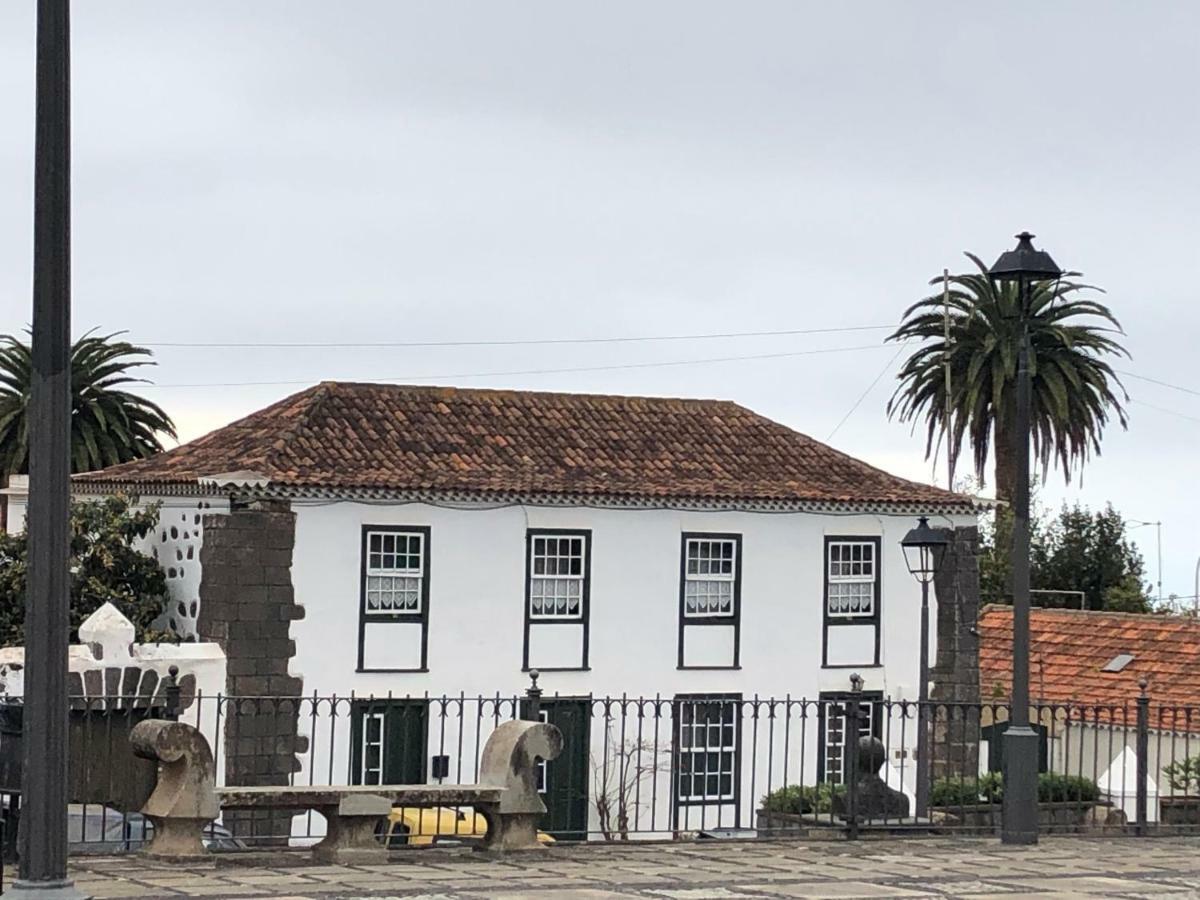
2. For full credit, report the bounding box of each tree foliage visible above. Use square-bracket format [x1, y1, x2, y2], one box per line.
[887, 254, 1130, 502]
[0, 494, 169, 647]
[0, 330, 176, 478]
[979, 496, 1151, 613]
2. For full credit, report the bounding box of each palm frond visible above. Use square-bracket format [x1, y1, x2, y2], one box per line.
[0, 330, 176, 476]
[887, 252, 1129, 499]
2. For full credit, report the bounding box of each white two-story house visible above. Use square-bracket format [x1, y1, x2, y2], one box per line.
[7, 381, 978, 838]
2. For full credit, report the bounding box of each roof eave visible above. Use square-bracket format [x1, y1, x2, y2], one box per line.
[64, 478, 980, 516]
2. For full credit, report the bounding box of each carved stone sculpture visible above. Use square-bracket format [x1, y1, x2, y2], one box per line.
[477, 719, 564, 850]
[129, 719, 218, 858]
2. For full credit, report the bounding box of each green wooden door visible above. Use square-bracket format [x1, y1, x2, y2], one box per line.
[521, 698, 590, 840]
[350, 700, 428, 785]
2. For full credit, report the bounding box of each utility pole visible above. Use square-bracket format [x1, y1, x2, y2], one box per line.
[943, 269, 955, 491]
[1130, 520, 1163, 606]
[13, 1, 87, 897]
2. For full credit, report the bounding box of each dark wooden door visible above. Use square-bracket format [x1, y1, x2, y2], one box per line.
[521, 698, 590, 840]
[350, 699, 427, 785]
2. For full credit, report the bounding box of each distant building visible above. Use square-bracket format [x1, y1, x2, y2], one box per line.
[979, 605, 1200, 821]
[6, 382, 978, 836]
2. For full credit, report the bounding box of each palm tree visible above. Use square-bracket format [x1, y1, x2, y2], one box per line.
[887, 253, 1129, 503]
[0, 330, 176, 478]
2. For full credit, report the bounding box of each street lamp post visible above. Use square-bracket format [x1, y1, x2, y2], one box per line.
[900, 517, 950, 820]
[989, 231, 1063, 846]
[12, 1, 88, 897]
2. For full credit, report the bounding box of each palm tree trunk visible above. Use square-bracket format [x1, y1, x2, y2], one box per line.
[988, 393, 1017, 508]
[993, 419, 1015, 506]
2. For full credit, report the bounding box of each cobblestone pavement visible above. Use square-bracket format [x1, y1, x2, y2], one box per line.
[68, 837, 1200, 899]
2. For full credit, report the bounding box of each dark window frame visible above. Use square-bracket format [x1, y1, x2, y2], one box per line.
[523, 528, 592, 672]
[671, 692, 743, 829]
[677, 532, 742, 670]
[357, 524, 432, 673]
[821, 535, 882, 668]
[815, 690, 884, 784]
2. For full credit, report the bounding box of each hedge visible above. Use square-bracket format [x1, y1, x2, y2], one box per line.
[931, 772, 1099, 807]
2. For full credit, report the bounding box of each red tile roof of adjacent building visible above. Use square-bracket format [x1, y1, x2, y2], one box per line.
[979, 604, 1200, 711]
[77, 381, 971, 509]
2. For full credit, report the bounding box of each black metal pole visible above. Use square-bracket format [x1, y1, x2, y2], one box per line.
[14, 2, 86, 897]
[844, 694, 860, 841]
[915, 578, 930, 819]
[1001, 276, 1040, 845]
[1135, 678, 1149, 836]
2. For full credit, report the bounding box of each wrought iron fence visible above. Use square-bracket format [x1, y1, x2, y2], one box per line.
[1, 680, 1199, 855]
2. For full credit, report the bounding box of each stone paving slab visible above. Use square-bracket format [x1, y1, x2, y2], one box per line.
[64, 836, 1200, 899]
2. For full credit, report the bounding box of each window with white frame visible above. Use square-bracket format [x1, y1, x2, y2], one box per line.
[819, 695, 881, 785]
[360, 712, 385, 785]
[826, 540, 877, 618]
[676, 699, 739, 802]
[365, 531, 424, 616]
[535, 709, 549, 793]
[683, 538, 737, 618]
[529, 535, 586, 620]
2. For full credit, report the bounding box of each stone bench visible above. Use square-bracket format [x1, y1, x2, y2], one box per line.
[131, 717, 563, 862]
[217, 784, 504, 863]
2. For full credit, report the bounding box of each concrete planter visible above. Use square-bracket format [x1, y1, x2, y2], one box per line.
[1160, 796, 1200, 826]
[930, 800, 1118, 834]
[756, 809, 836, 836]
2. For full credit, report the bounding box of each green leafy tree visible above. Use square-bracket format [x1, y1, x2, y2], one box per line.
[978, 497, 1151, 613]
[0, 330, 176, 478]
[887, 254, 1130, 503]
[0, 494, 168, 647]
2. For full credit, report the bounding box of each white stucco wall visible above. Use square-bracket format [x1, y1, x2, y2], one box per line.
[280, 499, 973, 836]
[289, 501, 971, 699]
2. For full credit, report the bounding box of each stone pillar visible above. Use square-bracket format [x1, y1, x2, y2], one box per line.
[929, 525, 981, 780]
[197, 499, 306, 843]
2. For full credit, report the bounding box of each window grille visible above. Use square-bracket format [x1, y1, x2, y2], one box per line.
[683, 538, 737, 617]
[826, 541, 876, 618]
[360, 712, 385, 785]
[529, 535, 586, 620]
[676, 700, 738, 802]
[364, 531, 424, 616]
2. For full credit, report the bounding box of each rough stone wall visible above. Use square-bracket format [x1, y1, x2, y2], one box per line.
[930, 524, 982, 780]
[197, 499, 306, 842]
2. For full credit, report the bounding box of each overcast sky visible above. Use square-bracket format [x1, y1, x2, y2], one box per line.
[1, 2, 1197, 600]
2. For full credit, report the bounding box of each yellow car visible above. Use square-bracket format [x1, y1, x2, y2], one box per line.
[377, 807, 556, 847]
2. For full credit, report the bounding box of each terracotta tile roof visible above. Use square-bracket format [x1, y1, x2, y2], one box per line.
[77, 382, 970, 508]
[979, 604, 1200, 714]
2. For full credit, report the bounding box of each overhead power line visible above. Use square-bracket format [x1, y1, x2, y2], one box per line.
[142, 342, 890, 389]
[140, 324, 895, 350]
[827, 341, 909, 441]
[1117, 370, 1200, 399]
[1131, 398, 1200, 425]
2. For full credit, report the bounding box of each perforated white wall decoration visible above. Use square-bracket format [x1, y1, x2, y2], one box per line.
[135, 499, 230, 640]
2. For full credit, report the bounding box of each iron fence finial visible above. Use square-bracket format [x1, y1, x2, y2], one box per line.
[525, 669, 542, 722]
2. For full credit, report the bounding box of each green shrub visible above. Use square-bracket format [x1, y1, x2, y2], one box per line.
[760, 783, 845, 815]
[930, 772, 1098, 807]
[931, 772, 1003, 807]
[1163, 757, 1200, 794]
[1037, 773, 1099, 803]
